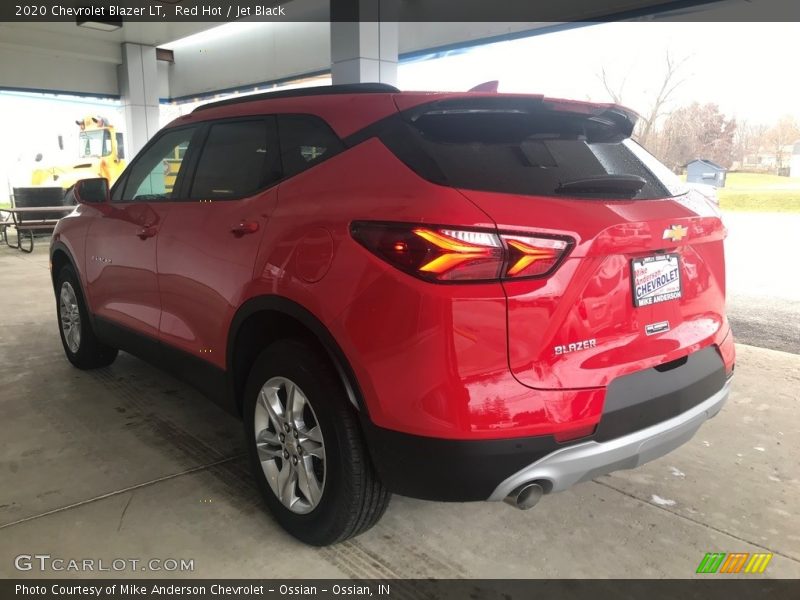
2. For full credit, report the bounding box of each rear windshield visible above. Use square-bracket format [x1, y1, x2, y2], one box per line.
[368, 105, 687, 199]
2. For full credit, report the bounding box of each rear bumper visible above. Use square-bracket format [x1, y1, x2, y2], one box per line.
[362, 347, 732, 503]
[361, 422, 564, 502]
[488, 375, 731, 500]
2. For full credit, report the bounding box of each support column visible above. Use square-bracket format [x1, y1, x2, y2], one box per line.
[330, 1, 398, 85]
[118, 43, 159, 158]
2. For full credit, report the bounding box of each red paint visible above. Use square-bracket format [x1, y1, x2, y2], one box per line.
[84, 202, 170, 338]
[295, 228, 334, 283]
[56, 90, 734, 442]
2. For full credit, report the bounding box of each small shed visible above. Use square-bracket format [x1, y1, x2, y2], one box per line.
[686, 159, 727, 188]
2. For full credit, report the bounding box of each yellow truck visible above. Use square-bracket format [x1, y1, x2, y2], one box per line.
[30, 115, 126, 189]
[163, 141, 189, 193]
[5, 117, 127, 247]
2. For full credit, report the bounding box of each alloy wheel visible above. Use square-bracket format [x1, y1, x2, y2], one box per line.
[254, 376, 326, 514]
[59, 282, 81, 353]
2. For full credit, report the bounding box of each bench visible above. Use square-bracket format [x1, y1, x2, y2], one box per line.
[1, 207, 75, 253]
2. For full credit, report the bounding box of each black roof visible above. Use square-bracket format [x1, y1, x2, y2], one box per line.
[193, 83, 400, 112]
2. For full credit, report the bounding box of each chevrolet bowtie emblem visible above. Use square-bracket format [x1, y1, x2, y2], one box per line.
[663, 224, 688, 242]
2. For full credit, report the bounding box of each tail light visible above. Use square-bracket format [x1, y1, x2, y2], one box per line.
[350, 221, 571, 283]
[503, 234, 569, 277]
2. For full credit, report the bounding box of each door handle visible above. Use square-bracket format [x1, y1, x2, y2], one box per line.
[137, 225, 158, 239]
[231, 221, 259, 236]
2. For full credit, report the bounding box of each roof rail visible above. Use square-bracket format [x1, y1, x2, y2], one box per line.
[193, 83, 400, 112]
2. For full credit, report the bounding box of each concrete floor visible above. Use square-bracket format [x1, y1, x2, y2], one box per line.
[0, 241, 798, 579]
[725, 212, 800, 354]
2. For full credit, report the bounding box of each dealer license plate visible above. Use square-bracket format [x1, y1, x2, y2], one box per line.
[631, 253, 682, 307]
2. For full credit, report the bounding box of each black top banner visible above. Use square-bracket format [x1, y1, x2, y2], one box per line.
[2, 0, 800, 23]
[3, 579, 800, 600]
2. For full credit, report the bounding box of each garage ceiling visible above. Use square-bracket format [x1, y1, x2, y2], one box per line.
[0, 22, 220, 64]
[0, 0, 753, 98]
[0, 20, 222, 97]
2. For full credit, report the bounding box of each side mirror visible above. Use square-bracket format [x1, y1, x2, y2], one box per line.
[73, 177, 110, 204]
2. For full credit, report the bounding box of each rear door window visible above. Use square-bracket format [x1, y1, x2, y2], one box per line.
[277, 115, 344, 179]
[367, 101, 686, 200]
[189, 119, 279, 200]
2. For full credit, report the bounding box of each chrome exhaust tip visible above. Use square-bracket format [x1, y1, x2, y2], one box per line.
[503, 482, 544, 510]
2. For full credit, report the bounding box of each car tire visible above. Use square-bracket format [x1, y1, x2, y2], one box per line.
[243, 338, 390, 546]
[55, 265, 118, 369]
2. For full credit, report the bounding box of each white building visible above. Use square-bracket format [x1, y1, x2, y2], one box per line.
[791, 141, 800, 178]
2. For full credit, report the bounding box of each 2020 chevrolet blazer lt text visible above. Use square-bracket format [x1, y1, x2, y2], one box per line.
[51, 84, 734, 545]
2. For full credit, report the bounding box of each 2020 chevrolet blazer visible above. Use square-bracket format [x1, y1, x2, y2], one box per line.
[51, 83, 734, 545]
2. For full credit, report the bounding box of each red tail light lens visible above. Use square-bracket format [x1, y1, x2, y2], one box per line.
[502, 234, 569, 278]
[350, 222, 504, 281]
[351, 222, 571, 283]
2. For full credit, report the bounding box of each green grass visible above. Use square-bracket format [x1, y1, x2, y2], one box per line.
[724, 172, 800, 188]
[717, 172, 800, 213]
[718, 190, 800, 213]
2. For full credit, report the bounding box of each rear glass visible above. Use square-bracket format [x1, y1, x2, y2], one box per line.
[190, 120, 275, 200]
[277, 115, 345, 179]
[373, 109, 687, 199]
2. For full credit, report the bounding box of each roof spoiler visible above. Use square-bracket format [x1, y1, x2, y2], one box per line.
[468, 81, 499, 93]
[400, 94, 639, 141]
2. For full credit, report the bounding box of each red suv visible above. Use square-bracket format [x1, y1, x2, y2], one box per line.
[51, 84, 734, 545]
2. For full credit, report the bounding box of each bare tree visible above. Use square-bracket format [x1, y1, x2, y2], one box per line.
[732, 121, 767, 167]
[637, 52, 691, 147]
[597, 51, 691, 149]
[764, 115, 800, 173]
[657, 102, 737, 170]
[598, 66, 627, 105]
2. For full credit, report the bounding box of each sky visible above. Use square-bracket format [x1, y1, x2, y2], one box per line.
[159, 20, 800, 126]
[398, 22, 800, 127]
